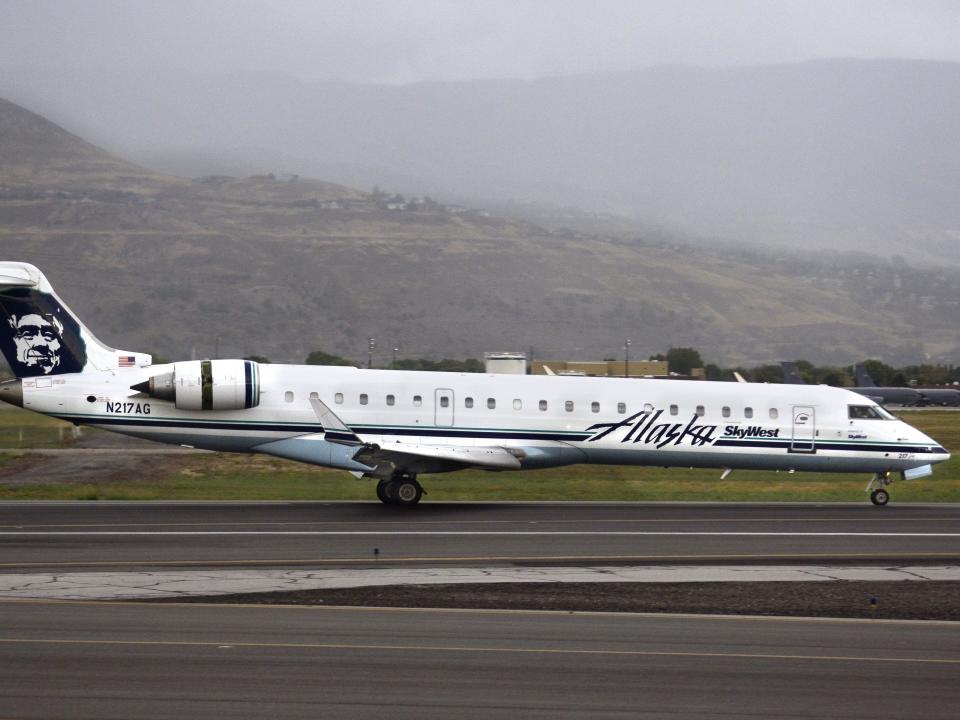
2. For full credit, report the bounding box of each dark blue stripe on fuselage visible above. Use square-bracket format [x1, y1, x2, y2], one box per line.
[714, 438, 946, 454]
[58, 415, 591, 441]
[56, 415, 943, 454]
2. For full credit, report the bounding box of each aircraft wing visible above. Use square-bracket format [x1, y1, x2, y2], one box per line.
[254, 395, 522, 473]
[354, 441, 521, 470]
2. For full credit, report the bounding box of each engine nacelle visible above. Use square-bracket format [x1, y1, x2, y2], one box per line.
[134, 359, 260, 411]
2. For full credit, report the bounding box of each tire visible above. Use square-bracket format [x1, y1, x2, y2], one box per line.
[392, 478, 423, 506]
[870, 489, 890, 506]
[376, 480, 394, 504]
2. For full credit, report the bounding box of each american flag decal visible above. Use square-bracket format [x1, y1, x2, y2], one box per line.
[118, 355, 136, 367]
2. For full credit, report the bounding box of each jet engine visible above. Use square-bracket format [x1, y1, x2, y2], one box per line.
[131, 359, 260, 410]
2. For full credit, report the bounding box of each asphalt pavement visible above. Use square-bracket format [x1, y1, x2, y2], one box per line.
[1, 598, 957, 719]
[0, 501, 958, 570]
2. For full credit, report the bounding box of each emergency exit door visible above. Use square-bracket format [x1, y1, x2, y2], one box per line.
[435, 388, 454, 427]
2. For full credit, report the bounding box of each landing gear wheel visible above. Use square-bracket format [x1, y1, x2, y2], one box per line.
[392, 478, 423, 506]
[870, 488, 890, 506]
[376, 480, 394, 504]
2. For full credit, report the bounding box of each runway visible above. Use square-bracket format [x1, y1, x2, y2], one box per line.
[2, 501, 958, 717]
[1, 599, 957, 719]
[1, 501, 959, 570]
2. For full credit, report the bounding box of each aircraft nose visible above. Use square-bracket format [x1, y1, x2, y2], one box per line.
[0, 379, 23, 407]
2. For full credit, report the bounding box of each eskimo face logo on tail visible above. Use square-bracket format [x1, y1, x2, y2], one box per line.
[0, 289, 86, 377]
[586, 409, 718, 449]
[11, 312, 64, 374]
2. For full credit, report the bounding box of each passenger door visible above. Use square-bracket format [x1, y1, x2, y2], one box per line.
[790, 405, 816, 453]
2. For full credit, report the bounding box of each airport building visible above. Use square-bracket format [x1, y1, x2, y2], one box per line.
[531, 359, 671, 377]
[483, 352, 528, 374]
[485, 354, 704, 379]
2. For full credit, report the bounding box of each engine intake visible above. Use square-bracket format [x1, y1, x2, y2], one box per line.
[132, 359, 260, 410]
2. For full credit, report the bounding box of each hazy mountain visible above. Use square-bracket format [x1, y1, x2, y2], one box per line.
[1, 96, 958, 368]
[3, 59, 959, 262]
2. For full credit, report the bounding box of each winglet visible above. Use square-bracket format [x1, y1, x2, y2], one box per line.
[309, 397, 362, 445]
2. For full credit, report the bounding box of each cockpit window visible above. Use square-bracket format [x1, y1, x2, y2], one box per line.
[848, 405, 893, 420]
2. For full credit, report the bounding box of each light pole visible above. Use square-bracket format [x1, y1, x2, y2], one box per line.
[624, 338, 631, 378]
[367, 337, 375, 369]
[392, 347, 398, 369]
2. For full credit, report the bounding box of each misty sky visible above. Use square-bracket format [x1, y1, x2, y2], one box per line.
[1, 0, 959, 84]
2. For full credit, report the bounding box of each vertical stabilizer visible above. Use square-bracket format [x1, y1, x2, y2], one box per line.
[780, 361, 806, 385]
[854, 363, 878, 388]
[0, 262, 149, 377]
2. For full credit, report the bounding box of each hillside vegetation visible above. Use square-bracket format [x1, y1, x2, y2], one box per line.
[1, 96, 958, 366]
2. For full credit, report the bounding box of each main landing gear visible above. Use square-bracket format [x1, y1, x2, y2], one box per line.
[376, 473, 424, 506]
[866, 471, 893, 506]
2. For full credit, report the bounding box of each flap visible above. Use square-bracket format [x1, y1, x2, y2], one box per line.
[359, 441, 522, 470]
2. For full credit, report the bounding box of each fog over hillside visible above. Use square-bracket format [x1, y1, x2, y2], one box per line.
[3, 59, 959, 263]
[2, 95, 959, 367]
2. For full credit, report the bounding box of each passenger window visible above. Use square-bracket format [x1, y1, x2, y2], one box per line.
[769, 408, 778, 420]
[334, 392, 344, 404]
[487, 398, 496, 409]
[695, 405, 705, 417]
[744, 407, 753, 419]
[539, 400, 548, 411]
[669, 404, 678, 416]
[413, 395, 422, 407]
[440, 396, 449, 408]
[465, 397, 474, 408]
[617, 402, 626, 414]
[722, 406, 731, 418]
[309, 392, 319, 400]
[643, 403, 654, 414]
[591, 401, 600, 413]
[284, 391, 294, 403]
[386, 394, 395, 406]
[565, 401, 574, 412]
[359, 393, 368, 405]
[513, 399, 522, 410]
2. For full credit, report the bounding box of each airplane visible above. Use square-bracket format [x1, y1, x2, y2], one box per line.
[782, 361, 924, 407]
[854, 363, 951, 407]
[780, 361, 806, 385]
[0, 262, 950, 507]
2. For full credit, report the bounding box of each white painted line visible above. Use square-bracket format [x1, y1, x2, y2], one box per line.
[0, 531, 959, 537]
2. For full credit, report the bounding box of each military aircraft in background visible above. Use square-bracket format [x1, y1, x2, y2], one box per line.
[780, 361, 806, 386]
[780, 361, 923, 407]
[855, 364, 960, 407]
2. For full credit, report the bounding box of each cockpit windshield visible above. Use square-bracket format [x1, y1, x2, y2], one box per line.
[848, 404, 895, 420]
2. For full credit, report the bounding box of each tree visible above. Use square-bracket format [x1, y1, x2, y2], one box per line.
[666, 347, 703, 375]
[861, 359, 898, 386]
[305, 349, 354, 366]
[244, 355, 271, 364]
[748, 364, 785, 383]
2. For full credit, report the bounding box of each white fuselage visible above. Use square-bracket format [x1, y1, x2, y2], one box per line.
[21, 364, 950, 476]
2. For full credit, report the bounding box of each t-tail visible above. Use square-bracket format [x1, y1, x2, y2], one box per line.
[0, 262, 150, 394]
[854, 363, 878, 388]
[780, 361, 806, 385]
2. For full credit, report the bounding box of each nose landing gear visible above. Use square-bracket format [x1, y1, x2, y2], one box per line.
[376, 473, 424, 506]
[866, 472, 893, 506]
